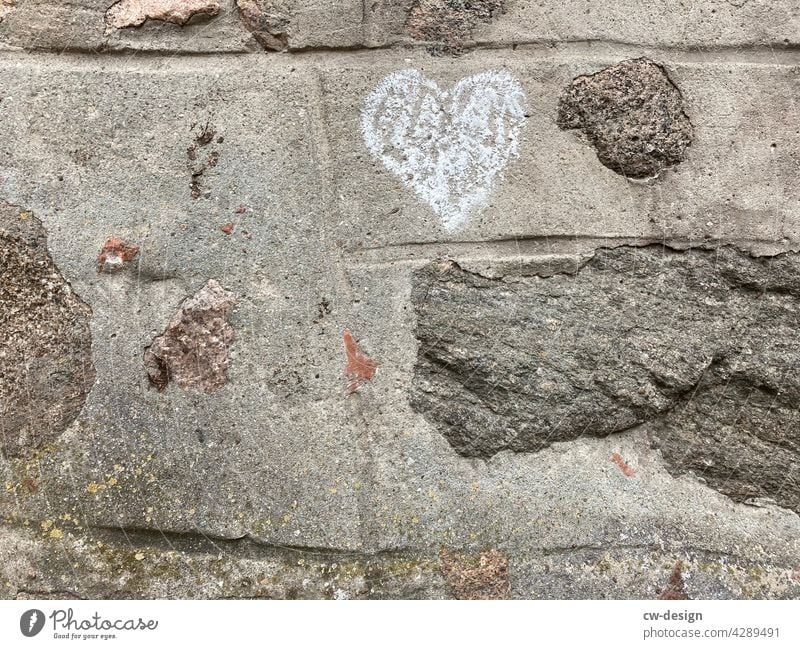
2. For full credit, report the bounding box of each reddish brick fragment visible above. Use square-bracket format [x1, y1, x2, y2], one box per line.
[612, 452, 636, 477]
[221, 222, 234, 235]
[97, 236, 140, 273]
[343, 329, 377, 394]
[659, 563, 690, 600]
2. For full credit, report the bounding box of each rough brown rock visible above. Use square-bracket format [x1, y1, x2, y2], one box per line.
[557, 58, 693, 178]
[0, 203, 95, 458]
[405, 0, 505, 55]
[105, 0, 220, 31]
[411, 246, 800, 512]
[144, 279, 236, 393]
[235, 0, 290, 51]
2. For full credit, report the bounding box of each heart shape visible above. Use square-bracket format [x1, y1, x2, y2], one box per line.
[361, 69, 527, 231]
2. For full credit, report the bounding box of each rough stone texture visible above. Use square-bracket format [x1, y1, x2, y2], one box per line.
[0, 203, 94, 458]
[411, 246, 800, 512]
[144, 280, 236, 393]
[235, 0, 290, 51]
[105, 0, 221, 31]
[557, 58, 693, 178]
[0, 526, 449, 600]
[2, 522, 798, 599]
[440, 548, 509, 599]
[0, 0, 14, 23]
[1, 3, 800, 601]
[405, 0, 505, 55]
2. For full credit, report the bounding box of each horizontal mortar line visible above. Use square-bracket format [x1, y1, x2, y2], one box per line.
[0, 521, 428, 561]
[345, 235, 800, 265]
[0, 39, 402, 59]
[88, 524, 388, 558]
[535, 543, 788, 565]
[1, 39, 800, 69]
[4, 521, 786, 565]
[472, 39, 800, 66]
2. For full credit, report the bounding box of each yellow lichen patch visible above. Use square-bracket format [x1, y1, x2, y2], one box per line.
[134, 552, 145, 561]
[40, 519, 53, 531]
[86, 482, 107, 494]
[49, 528, 64, 540]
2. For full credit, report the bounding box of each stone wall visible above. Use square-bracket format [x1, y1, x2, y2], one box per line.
[1, 0, 799, 599]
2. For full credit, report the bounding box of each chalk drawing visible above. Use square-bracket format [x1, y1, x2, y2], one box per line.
[361, 69, 527, 231]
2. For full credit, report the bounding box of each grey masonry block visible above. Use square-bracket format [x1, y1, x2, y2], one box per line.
[0, 56, 368, 550]
[0, 0, 253, 52]
[474, 0, 800, 49]
[3, 2, 798, 54]
[323, 49, 800, 254]
[0, 0, 370, 53]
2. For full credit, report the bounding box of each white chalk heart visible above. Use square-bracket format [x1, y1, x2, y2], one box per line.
[361, 69, 527, 231]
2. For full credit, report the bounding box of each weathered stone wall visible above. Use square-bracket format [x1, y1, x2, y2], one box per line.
[1, 0, 800, 599]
